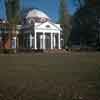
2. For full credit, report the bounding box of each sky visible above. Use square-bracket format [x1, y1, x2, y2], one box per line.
[0, 0, 77, 21]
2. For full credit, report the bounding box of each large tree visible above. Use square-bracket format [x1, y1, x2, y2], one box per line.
[69, 0, 100, 47]
[59, 0, 71, 48]
[5, 0, 20, 24]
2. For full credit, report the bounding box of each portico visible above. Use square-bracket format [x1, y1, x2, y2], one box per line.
[33, 31, 61, 50]
[20, 9, 63, 50]
[33, 21, 62, 50]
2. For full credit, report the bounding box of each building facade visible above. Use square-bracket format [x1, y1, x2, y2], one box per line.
[20, 9, 63, 50]
[0, 9, 63, 50]
[0, 20, 21, 49]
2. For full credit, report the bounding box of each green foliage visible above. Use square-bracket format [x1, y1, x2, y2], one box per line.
[5, 0, 20, 24]
[59, 0, 71, 48]
[70, 1, 100, 48]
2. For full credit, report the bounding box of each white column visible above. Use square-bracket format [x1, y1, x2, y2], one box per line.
[12, 37, 16, 48]
[51, 33, 53, 49]
[34, 31, 37, 49]
[43, 32, 45, 49]
[30, 33, 33, 48]
[54, 34, 56, 48]
[58, 32, 61, 49]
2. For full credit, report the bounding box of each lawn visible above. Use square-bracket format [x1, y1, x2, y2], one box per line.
[0, 52, 99, 100]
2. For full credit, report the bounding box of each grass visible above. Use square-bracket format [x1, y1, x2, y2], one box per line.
[0, 52, 99, 100]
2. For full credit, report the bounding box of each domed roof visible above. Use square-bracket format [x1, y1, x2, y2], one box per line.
[26, 9, 50, 20]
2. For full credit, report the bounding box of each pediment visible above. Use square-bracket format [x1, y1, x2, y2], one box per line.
[35, 21, 62, 31]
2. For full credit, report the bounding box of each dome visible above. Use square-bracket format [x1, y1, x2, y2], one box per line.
[26, 9, 50, 23]
[26, 9, 50, 19]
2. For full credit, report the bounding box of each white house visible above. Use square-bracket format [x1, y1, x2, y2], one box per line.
[19, 9, 64, 50]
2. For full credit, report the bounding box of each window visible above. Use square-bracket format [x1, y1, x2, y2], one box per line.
[46, 25, 50, 28]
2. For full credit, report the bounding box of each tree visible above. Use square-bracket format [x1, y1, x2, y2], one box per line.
[59, 0, 71, 48]
[69, 0, 100, 48]
[5, 0, 20, 24]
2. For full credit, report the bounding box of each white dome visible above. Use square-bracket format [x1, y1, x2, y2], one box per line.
[26, 9, 50, 20]
[25, 9, 50, 24]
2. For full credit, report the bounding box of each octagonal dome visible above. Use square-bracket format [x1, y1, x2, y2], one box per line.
[26, 9, 50, 23]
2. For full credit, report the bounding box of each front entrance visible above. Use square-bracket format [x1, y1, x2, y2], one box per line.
[37, 32, 43, 49]
[55, 34, 59, 48]
[45, 33, 51, 49]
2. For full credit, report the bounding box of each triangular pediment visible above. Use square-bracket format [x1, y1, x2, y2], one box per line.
[35, 21, 62, 31]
